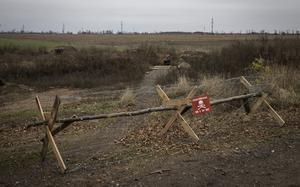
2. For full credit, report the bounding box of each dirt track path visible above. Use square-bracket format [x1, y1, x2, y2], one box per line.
[56, 67, 171, 172]
[0, 66, 172, 186]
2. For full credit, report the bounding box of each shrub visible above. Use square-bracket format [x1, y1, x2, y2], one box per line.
[184, 37, 300, 79]
[0, 45, 153, 88]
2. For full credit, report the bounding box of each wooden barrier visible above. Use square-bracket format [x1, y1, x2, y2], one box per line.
[35, 96, 67, 173]
[156, 85, 199, 141]
[240, 76, 285, 126]
[27, 76, 284, 174]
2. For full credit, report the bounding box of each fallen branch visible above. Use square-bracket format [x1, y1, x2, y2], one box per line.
[27, 92, 262, 129]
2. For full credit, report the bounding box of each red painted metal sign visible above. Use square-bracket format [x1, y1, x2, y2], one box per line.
[192, 94, 212, 115]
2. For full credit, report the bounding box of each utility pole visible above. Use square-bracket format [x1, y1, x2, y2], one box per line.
[211, 17, 214, 34]
[21, 24, 25, 33]
[62, 23, 65, 34]
[121, 21, 123, 33]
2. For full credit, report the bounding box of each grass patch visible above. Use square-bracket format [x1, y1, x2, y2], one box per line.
[0, 151, 40, 170]
[60, 99, 120, 117]
[0, 109, 39, 128]
[0, 37, 64, 49]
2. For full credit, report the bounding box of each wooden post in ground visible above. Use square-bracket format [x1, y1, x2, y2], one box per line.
[35, 96, 67, 173]
[240, 76, 285, 126]
[156, 85, 199, 141]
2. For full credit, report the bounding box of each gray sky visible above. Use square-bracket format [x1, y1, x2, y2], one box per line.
[0, 0, 299, 33]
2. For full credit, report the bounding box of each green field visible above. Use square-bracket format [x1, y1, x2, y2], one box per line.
[0, 36, 129, 51]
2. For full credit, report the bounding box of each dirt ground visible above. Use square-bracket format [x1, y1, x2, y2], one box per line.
[0, 68, 299, 187]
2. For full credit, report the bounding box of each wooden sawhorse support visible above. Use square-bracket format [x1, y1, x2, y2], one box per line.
[156, 85, 199, 142]
[35, 95, 67, 173]
[240, 76, 285, 126]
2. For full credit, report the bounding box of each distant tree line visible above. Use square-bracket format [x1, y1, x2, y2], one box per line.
[0, 29, 299, 35]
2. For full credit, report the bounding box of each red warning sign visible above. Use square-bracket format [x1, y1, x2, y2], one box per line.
[192, 94, 212, 115]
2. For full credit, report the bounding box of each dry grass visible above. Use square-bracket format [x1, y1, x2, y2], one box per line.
[197, 65, 300, 107]
[258, 65, 300, 106]
[174, 76, 191, 94]
[200, 76, 224, 97]
[199, 75, 242, 99]
[120, 87, 136, 106]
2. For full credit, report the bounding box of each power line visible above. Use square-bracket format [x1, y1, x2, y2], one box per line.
[62, 23, 65, 34]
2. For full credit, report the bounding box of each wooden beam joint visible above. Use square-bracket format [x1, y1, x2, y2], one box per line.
[156, 85, 199, 141]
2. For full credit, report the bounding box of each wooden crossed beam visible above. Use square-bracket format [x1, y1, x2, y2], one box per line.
[156, 85, 199, 141]
[240, 76, 285, 126]
[35, 96, 67, 173]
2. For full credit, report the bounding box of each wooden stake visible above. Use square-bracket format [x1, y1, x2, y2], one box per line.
[176, 113, 199, 141]
[240, 76, 252, 90]
[250, 93, 267, 113]
[35, 96, 67, 173]
[156, 85, 170, 101]
[240, 76, 285, 126]
[242, 97, 251, 114]
[263, 100, 285, 126]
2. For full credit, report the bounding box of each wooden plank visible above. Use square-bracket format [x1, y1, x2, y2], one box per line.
[240, 76, 252, 90]
[250, 93, 267, 113]
[177, 113, 199, 141]
[35, 96, 46, 121]
[242, 97, 251, 114]
[160, 112, 179, 135]
[156, 85, 170, 101]
[41, 96, 60, 160]
[43, 112, 51, 120]
[48, 96, 61, 130]
[51, 122, 73, 137]
[263, 100, 285, 126]
[35, 96, 49, 160]
[187, 86, 197, 99]
[45, 125, 67, 173]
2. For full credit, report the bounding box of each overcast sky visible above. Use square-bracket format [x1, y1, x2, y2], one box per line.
[0, 0, 299, 33]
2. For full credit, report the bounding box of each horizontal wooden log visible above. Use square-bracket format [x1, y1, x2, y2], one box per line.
[27, 92, 262, 128]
